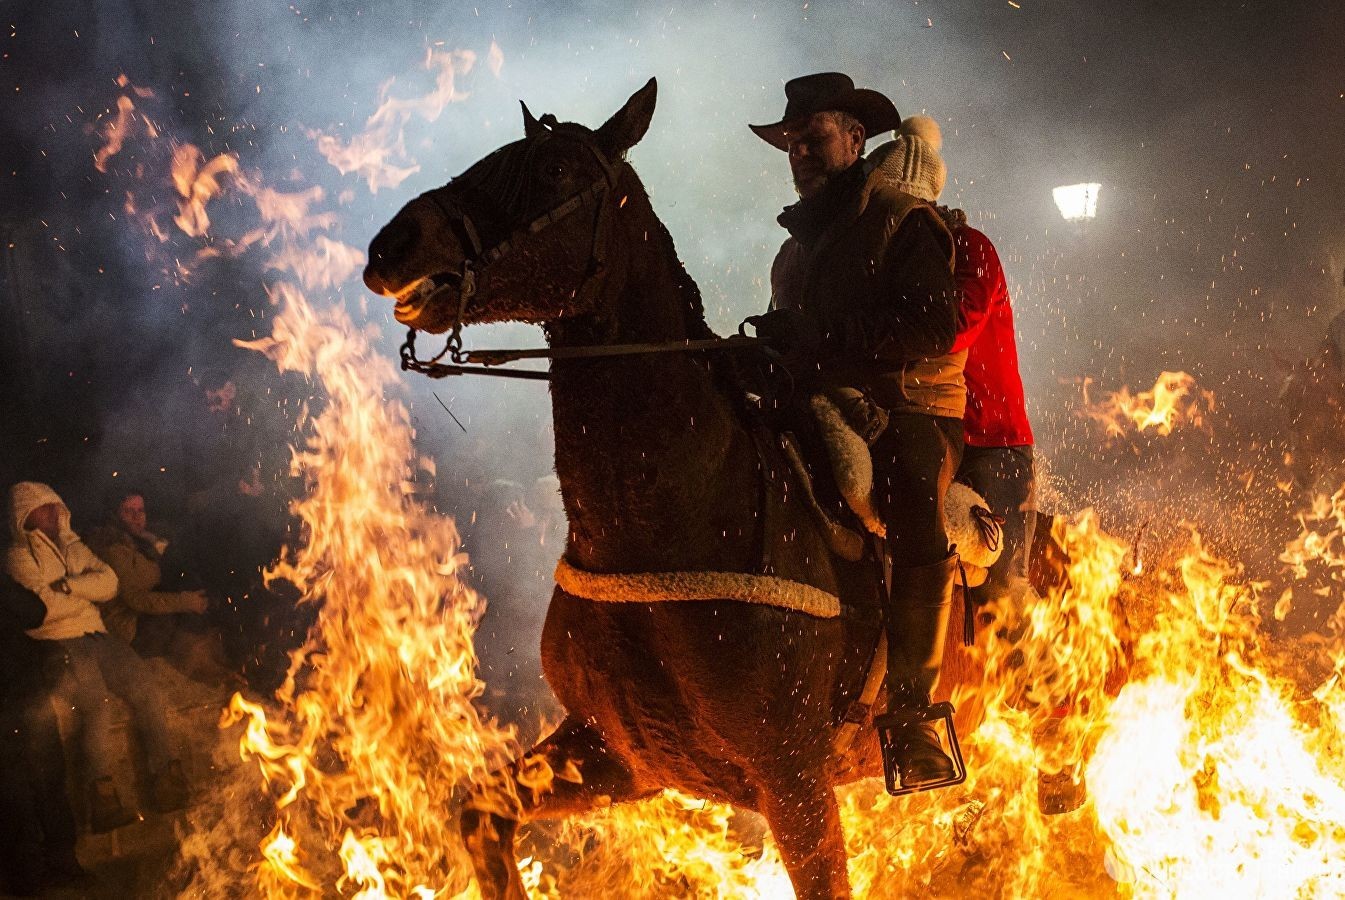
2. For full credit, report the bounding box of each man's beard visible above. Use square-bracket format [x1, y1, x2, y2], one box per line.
[792, 168, 828, 198]
[792, 161, 853, 199]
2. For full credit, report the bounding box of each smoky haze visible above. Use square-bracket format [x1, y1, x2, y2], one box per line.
[2, 0, 1343, 697]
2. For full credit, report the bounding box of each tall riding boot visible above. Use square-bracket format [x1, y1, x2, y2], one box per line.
[874, 551, 964, 794]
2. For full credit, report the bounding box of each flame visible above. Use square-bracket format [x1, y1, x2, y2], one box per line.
[171, 144, 241, 237]
[312, 48, 477, 193]
[92, 76, 159, 172]
[1281, 485, 1345, 581]
[259, 821, 322, 893]
[1080, 371, 1216, 439]
[104, 64, 516, 895]
[225, 271, 519, 893]
[1088, 528, 1345, 896]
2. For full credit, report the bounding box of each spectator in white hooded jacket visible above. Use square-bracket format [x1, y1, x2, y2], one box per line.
[5, 481, 188, 833]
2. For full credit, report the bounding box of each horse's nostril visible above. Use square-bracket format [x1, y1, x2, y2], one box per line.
[372, 219, 420, 263]
[363, 266, 388, 296]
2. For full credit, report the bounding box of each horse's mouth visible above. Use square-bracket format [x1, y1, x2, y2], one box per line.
[391, 276, 439, 326]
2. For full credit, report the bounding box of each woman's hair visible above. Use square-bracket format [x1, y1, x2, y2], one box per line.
[105, 485, 147, 517]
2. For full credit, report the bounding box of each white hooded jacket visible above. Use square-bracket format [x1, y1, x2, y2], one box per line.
[6, 481, 117, 640]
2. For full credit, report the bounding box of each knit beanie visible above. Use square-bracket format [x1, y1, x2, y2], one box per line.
[869, 115, 946, 203]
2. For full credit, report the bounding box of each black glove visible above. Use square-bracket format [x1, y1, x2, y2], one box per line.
[746, 308, 823, 361]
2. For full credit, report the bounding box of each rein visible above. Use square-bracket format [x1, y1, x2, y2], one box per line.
[400, 330, 765, 381]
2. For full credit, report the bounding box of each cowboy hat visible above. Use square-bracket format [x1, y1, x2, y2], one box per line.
[750, 72, 901, 152]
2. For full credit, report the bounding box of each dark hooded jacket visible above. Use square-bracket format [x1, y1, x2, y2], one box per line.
[769, 160, 964, 417]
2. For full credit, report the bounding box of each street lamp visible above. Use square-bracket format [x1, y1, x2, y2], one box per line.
[1052, 182, 1101, 222]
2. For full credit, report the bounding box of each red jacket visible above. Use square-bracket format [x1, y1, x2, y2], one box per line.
[950, 225, 1034, 447]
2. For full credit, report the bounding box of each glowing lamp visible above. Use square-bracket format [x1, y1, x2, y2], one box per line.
[1052, 182, 1101, 222]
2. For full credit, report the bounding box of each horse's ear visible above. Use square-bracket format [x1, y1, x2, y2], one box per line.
[521, 101, 547, 138]
[595, 78, 657, 160]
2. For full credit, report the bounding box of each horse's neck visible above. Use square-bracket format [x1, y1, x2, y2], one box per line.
[548, 193, 749, 573]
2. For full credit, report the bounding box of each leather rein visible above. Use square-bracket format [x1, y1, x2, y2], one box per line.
[397, 117, 760, 382]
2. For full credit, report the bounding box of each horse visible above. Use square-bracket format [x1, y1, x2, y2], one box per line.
[363, 79, 983, 899]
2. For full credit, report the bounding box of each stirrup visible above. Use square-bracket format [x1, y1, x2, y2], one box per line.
[874, 701, 968, 796]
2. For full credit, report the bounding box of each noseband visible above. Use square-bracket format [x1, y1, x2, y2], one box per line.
[399, 117, 622, 377]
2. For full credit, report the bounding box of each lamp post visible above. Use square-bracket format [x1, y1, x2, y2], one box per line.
[1052, 182, 1101, 223]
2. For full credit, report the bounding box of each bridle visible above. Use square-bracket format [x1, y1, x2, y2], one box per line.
[399, 116, 623, 379]
[396, 116, 761, 381]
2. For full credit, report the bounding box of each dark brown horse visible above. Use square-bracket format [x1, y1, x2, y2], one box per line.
[363, 80, 979, 899]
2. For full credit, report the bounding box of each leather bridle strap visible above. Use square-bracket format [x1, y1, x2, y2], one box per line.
[400, 128, 620, 376]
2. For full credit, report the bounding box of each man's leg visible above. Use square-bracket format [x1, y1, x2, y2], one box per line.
[90, 634, 175, 773]
[92, 633, 190, 812]
[53, 638, 119, 781]
[50, 638, 138, 831]
[871, 413, 963, 791]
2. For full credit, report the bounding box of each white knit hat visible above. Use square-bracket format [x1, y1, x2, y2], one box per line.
[869, 115, 946, 202]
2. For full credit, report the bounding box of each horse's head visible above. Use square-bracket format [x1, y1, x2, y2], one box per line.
[363, 79, 657, 334]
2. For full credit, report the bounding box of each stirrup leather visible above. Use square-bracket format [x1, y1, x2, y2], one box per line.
[874, 701, 968, 796]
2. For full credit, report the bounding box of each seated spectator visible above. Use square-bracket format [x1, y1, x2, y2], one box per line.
[87, 489, 227, 683]
[5, 481, 190, 833]
[0, 573, 85, 895]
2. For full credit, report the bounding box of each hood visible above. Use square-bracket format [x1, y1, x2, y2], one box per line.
[9, 481, 72, 543]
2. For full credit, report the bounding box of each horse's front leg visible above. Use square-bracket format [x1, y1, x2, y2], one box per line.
[461, 714, 649, 899]
[757, 770, 851, 900]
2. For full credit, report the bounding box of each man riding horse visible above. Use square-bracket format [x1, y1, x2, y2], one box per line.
[365, 77, 999, 897]
[748, 73, 967, 793]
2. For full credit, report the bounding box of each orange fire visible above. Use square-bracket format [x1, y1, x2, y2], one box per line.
[93, 76, 159, 172]
[311, 48, 477, 193]
[170, 144, 241, 238]
[1080, 370, 1216, 439]
[95, 63, 1345, 899]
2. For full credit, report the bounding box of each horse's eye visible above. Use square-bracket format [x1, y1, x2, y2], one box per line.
[547, 163, 569, 181]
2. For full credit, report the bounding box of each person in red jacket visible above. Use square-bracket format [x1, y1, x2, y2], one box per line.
[945, 211, 1035, 605]
[872, 117, 1034, 607]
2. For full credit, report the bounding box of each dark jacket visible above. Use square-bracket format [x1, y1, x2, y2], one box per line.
[769, 160, 964, 417]
[0, 573, 48, 725]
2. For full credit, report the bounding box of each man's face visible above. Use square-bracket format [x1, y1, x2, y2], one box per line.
[786, 112, 865, 198]
[205, 380, 237, 415]
[117, 494, 148, 536]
